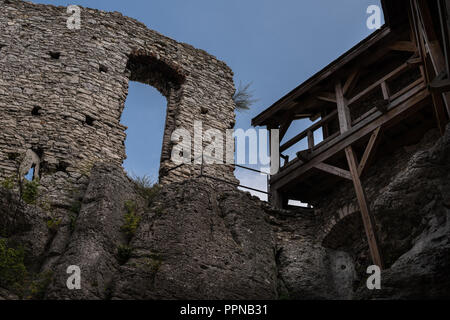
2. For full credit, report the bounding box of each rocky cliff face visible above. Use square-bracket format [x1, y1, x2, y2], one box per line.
[1, 126, 450, 300]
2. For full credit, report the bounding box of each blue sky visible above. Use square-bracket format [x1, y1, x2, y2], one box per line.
[32, 0, 383, 197]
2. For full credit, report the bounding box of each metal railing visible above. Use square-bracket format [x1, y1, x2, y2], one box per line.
[166, 154, 269, 195]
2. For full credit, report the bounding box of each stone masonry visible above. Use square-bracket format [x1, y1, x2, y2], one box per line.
[0, 0, 237, 202]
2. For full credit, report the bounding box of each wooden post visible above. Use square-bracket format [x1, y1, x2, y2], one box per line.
[307, 130, 315, 149]
[270, 188, 284, 209]
[414, 0, 450, 117]
[335, 82, 351, 133]
[345, 146, 384, 268]
[381, 81, 390, 101]
[321, 109, 330, 139]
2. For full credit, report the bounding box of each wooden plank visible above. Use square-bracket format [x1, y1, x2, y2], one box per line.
[312, 131, 340, 150]
[358, 127, 382, 177]
[389, 77, 424, 101]
[335, 82, 351, 133]
[348, 63, 410, 105]
[316, 92, 337, 103]
[407, 56, 423, 65]
[314, 162, 352, 180]
[345, 146, 384, 268]
[352, 107, 377, 125]
[271, 87, 430, 188]
[388, 41, 417, 52]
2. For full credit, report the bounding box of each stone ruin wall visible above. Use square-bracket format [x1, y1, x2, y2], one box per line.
[0, 0, 237, 204]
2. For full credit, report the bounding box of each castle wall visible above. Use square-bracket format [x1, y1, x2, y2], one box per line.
[0, 0, 236, 202]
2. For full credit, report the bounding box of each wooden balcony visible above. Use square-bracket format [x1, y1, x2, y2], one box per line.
[253, 0, 450, 267]
[272, 57, 430, 199]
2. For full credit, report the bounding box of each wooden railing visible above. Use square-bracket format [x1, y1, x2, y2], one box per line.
[279, 58, 425, 168]
[280, 110, 337, 153]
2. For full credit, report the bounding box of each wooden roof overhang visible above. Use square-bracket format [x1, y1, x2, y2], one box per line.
[252, 0, 412, 128]
[252, 26, 400, 128]
[252, 0, 449, 270]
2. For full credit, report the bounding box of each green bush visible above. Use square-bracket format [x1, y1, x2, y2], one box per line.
[121, 201, 141, 239]
[46, 218, 62, 232]
[129, 174, 161, 208]
[27, 271, 53, 300]
[0, 239, 27, 289]
[124, 200, 137, 214]
[69, 214, 77, 233]
[232, 82, 258, 111]
[21, 179, 40, 204]
[1, 176, 16, 190]
[117, 244, 132, 265]
[70, 200, 82, 215]
[140, 257, 163, 275]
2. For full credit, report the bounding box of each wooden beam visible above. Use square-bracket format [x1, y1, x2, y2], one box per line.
[430, 80, 449, 136]
[416, 10, 449, 136]
[439, 0, 450, 77]
[335, 82, 351, 133]
[270, 189, 284, 209]
[389, 77, 424, 101]
[345, 146, 384, 268]
[416, 0, 446, 72]
[279, 119, 293, 141]
[307, 130, 315, 149]
[348, 63, 410, 105]
[343, 70, 360, 96]
[376, 100, 389, 113]
[388, 41, 417, 52]
[407, 56, 422, 65]
[252, 27, 392, 126]
[296, 150, 311, 163]
[271, 87, 429, 188]
[314, 162, 352, 180]
[316, 92, 337, 103]
[381, 81, 390, 100]
[358, 127, 382, 177]
[429, 73, 450, 93]
[415, 0, 450, 116]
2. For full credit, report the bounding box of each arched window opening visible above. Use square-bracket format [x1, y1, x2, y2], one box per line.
[24, 167, 35, 181]
[121, 82, 167, 182]
[121, 52, 185, 183]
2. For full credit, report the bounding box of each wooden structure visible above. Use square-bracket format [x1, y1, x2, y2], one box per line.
[252, 0, 450, 268]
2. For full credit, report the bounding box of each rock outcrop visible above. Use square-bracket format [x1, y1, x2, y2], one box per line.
[1, 125, 450, 299]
